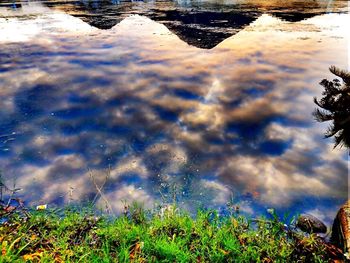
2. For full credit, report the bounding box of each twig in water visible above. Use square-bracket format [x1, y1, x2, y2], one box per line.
[88, 167, 113, 214]
[91, 167, 110, 205]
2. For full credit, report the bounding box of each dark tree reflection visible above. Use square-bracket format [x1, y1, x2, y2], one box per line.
[314, 66, 350, 151]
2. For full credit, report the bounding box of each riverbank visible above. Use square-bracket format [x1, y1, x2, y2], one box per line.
[0, 204, 344, 262]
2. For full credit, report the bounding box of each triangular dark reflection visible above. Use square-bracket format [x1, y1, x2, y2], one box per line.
[271, 11, 325, 22]
[148, 9, 260, 49]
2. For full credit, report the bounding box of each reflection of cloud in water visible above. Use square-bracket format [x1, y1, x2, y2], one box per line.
[97, 184, 155, 213]
[0, 5, 348, 222]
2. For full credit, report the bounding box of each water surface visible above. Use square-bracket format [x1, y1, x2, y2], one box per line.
[0, 0, 349, 223]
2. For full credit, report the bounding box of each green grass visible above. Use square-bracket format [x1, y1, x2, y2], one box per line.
[0, 205, 332, 262]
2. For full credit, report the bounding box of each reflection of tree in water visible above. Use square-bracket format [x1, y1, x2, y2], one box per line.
[41, 0, 343, 49]
[314, 66, 350, 151]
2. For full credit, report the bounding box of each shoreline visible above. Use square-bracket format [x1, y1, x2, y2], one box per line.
[1, 202, 347, 262]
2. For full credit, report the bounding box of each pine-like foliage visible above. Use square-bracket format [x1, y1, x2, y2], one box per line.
[313, 66, 350, 150]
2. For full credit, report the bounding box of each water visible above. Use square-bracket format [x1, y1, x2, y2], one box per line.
[0, 0, 349, 223]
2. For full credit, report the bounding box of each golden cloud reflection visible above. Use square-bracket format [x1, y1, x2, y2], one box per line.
[0, 3, 348, 222]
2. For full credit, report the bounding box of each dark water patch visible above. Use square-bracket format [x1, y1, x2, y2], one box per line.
[59, 122, 100, 135]
[19, 149, 50, 166]
[68, 93, 94, 104]
[153, 105, 179, 122]
[131, 137, 147, 153]
[106, 97, 124, 107]
[173, 88, 202, 101]
[0, 2, 22, 8]
[15, 84, 60, 119]
[258, 139, 292, 156]
[108, 125, 132, 136]
[53, 106, 102, 120]
[223, 98, 245, 109]
[226, 120, 271, 141]
[118, 174, 143, 185]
